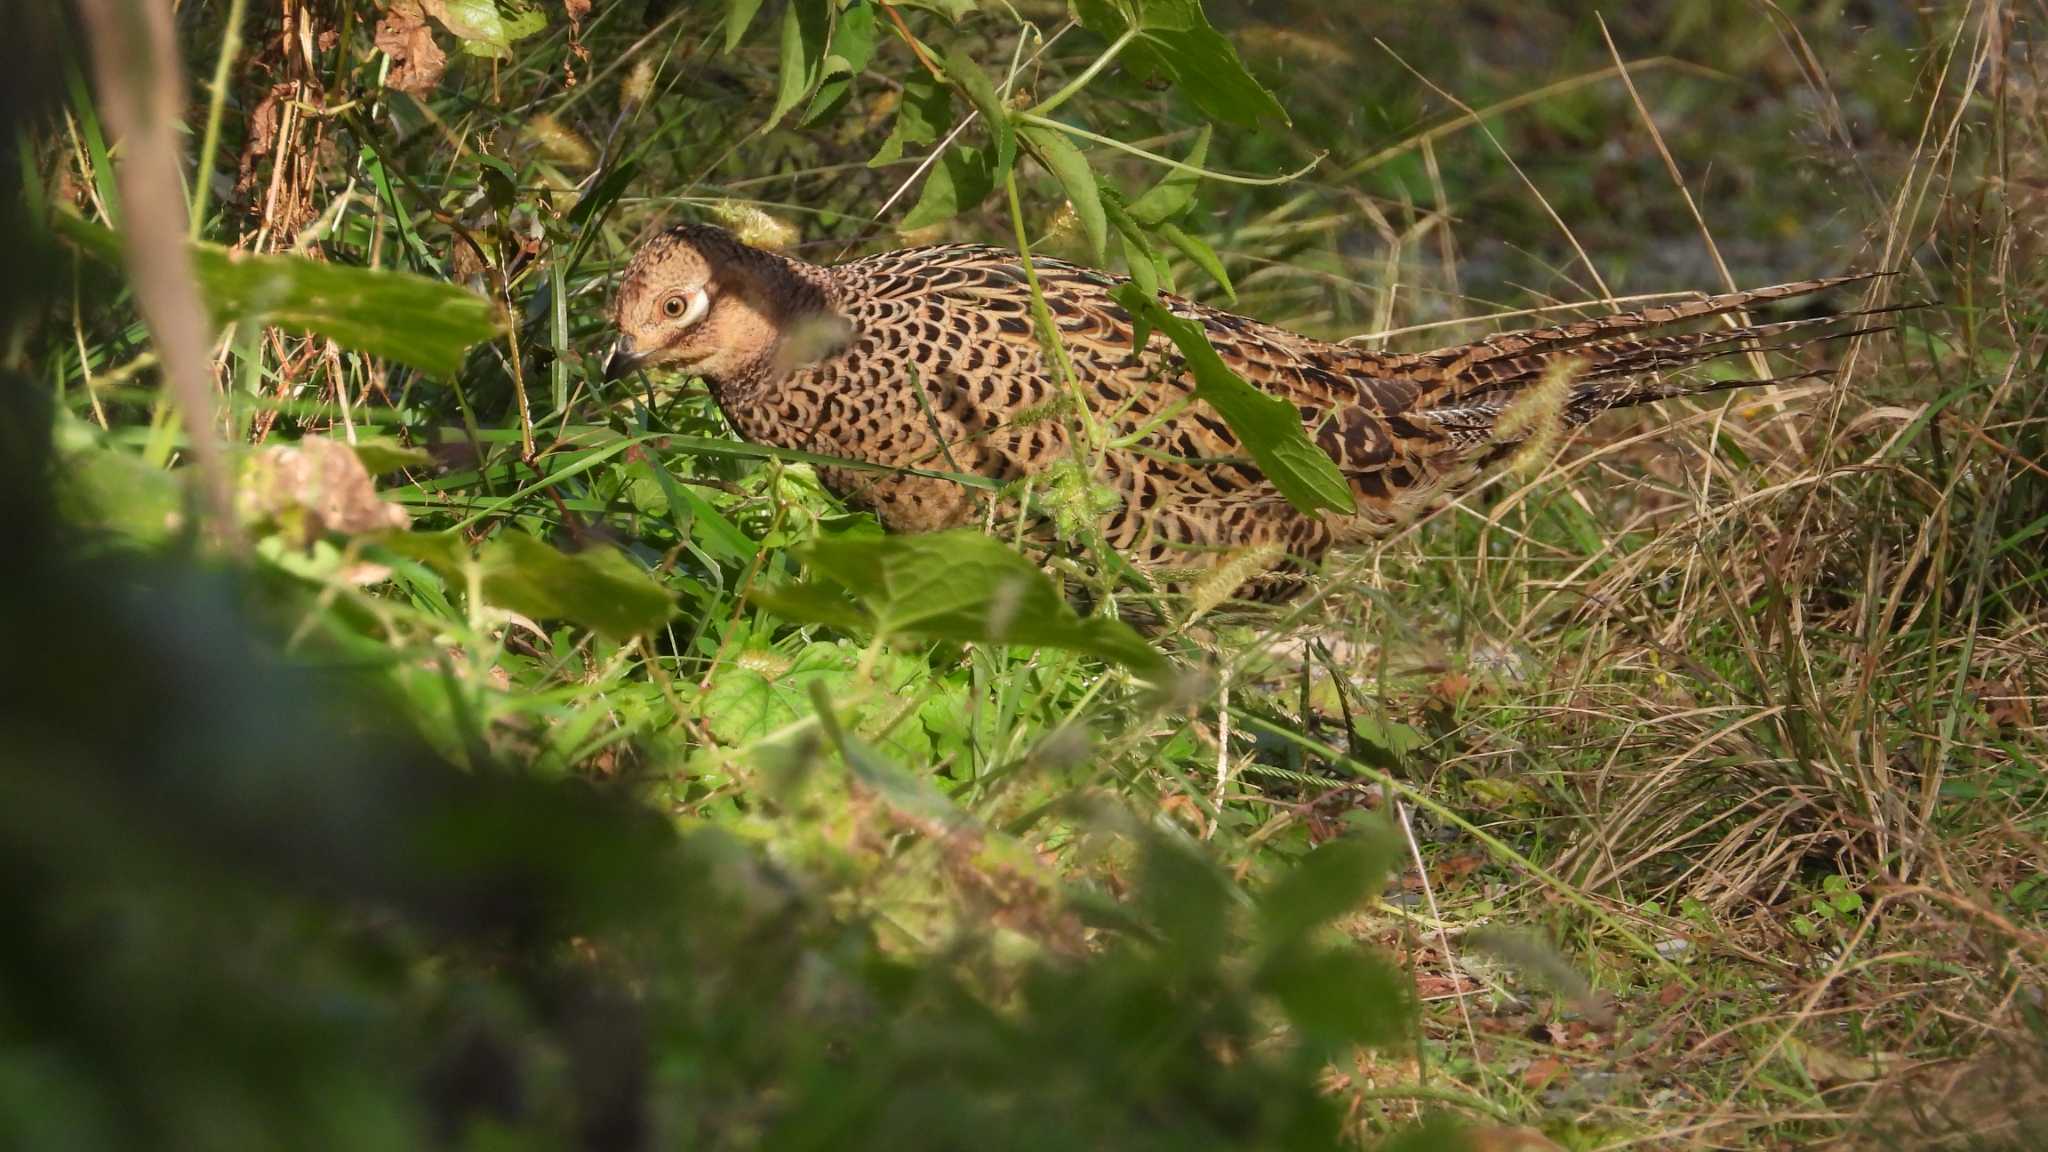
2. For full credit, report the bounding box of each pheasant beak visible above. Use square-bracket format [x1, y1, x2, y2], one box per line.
[601, 337, 644, 383]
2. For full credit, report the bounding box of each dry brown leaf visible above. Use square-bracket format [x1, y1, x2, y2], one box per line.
[238, 438, 412, 543]
[374, 0, 446, 96]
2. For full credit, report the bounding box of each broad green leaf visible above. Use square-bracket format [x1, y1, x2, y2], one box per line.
[1021, 124, 1106, 262]
[766, 0, 831, 131]
[53, 424, 183, 543]
[1258, 944, 1410, 1050]
[1125, 125, 1210, 226]
[751, 529, 1169, 679]
[805, 0, 878, 125]
[1258, 833, 1400, 944]
[478, 533, 674, 640]
[1139, 835, 1231, 970]
[1159, 221, 1234, 302]
[348, 436, 433, 476]
[942, 47, 1014, 178]
[1072, 0, 1288, 129]
[899, 145, 994, 230]
[870, 71, 952, 166]
[430, 0, 545, 58]
[723, 0, 766, 52]
[56, 213, 499, 377]
[1113, 284, 1355, 516]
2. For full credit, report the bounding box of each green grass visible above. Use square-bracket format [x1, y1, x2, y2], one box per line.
[8, 0, 2047, 1147]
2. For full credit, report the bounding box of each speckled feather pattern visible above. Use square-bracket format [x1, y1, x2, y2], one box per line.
[612, 225, 1862, 601]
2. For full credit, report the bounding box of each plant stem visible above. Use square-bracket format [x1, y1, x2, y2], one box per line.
[1018, 113, 1323, 186]
[189, 0, 248, 239]
[1027, 27, 1137, 119]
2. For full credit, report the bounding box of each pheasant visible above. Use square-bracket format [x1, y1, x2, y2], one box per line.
[605, 224, 1870, 601]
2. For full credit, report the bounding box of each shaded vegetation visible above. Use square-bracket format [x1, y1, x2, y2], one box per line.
[7, 0, 2047, 1148]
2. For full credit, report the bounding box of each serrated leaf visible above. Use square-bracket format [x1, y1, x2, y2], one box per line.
[1072, 0, 1287, 129]
[1159, 221, 1233, 302]
[942, 47, 1014, 178]
[1021, 124, 1105, 262]
[871, 71, 952, 166]
[723, 0, 765, 52]
[1125, 125, 1209, 226]
[750, 530, 1168, 678]
[478, 532, 675, 639]
[1112, 283, 1354, 516]
[899, 145, 994, 230]
[804, 0, 877, 125]
[766, 0, 830, 131]
[56, 213, 499, 377]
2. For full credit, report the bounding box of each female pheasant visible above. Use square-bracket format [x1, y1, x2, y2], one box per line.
[605, 224, 1866, 600]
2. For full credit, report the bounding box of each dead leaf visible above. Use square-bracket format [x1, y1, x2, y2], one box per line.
[239, 437, 412, 543]
[1520, 1056, 1568, 1091]
[1463, 1127, 1566, 1152]
[374, 0, 447, 96]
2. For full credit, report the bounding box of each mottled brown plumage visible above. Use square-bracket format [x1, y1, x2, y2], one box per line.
[606, 224, 1868, 600]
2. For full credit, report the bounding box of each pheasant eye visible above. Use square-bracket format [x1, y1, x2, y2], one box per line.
[662, 295, 686, 318]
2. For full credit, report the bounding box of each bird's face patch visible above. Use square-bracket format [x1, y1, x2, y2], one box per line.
[607, 236, 724, 381]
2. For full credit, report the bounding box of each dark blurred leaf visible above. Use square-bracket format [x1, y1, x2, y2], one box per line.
[56, 213, 499, 377]
[1258, 945, 1410, 1050]
[900, 145, 995, 230]
[1113, 284, 1354, 516]
[751, 529, 1168, 678]
[1258, 833, 1399, 945]
[1071, 0, 1288, 128]
[871, 72, 951, 166]
[479, 533, 674, 639]
[1139, 834, 1231, 967]
[1022, 124, 1106, 262]
[942, 46, 1014, 178]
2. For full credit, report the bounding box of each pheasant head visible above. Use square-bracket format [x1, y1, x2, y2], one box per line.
[604, 224, 841, 389]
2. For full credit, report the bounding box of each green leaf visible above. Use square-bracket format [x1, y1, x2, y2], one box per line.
[1159, 221, 1233, 302]
[899, 145, 994, 230]
[430, 0, 546, 58]
[1112, 283, 1355, 516]
[751, 529, 1169, 679]
[723, 0, 766, 52]
[804, 0, 878, 125]
[942, 47, 1014, 178]
[1072, 0, 1288, 129]
[349, 436, 433, 475]
[766, 0, 831, 131]
[1020, 124, 1106, 263]
[1258, 945, 1410, 1050]
[55, 213, 499, 377]
[870, 71, 952, 166]
[475, 532, 675, 639]
[1258, 833, 1400, 945]
[1139, 834, 1231, 969]
[1125, 125, 1209, 226]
